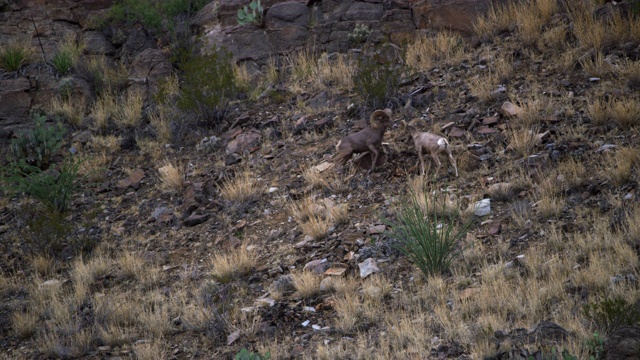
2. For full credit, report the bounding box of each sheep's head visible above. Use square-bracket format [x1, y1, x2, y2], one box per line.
[400, 118, 422, 134]
[369, 108, 393, 128]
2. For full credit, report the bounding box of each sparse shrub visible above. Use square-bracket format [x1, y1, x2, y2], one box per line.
[50, 95, 86, 127]
[0, 39, 31, 72]
[178, 46, 237, 127]
[585, 332, 605, 360]
[199, 282, 233, 343]
[10, 114, 66, 170]
[237, 0, 263, 26]
[354, 58, 400, 111]
[348, 24, 371, 44]
[108, 0, 205, 31]
[235, 348, 271, 360]
[75, 56, 128, 95]
[405, 32, 465, 71]
[583, 296, 640, 335]
[384, 187, 471, 279]
[1, 156, 83, 213]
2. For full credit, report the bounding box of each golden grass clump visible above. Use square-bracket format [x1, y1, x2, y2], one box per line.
[157, 160, 184, 193]
[210, 245, 257, 283]
[50, 95, 86, 127]
[609, 146, 640, 186]
[467, 71, 499, 103]
[91, 92, 117, 130]
[219, 170, 261, 207]
[507, 127, 538, 158]
[289, 196, 338, 240]
[89, 135, 120, 152]
[291, 270, 323, 298]
[115, 90, 144, 128]
[405, 32, 466, 71]
[611, 97, 640, 129]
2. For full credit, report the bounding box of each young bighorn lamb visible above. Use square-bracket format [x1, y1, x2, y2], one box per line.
[334, 108, 393, 173]
[402, 119, 458, 177]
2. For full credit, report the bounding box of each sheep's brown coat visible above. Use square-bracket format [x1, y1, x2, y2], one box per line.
[334, 109, 392, 173]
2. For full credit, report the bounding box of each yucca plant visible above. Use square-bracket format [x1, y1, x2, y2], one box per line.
[384, 188, 471, 278]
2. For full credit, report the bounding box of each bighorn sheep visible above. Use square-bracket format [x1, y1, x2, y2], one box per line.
[402, 119, 458, 177]
[334, 108, 393, 173]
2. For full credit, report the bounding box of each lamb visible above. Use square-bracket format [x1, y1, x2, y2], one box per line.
[334, 108, 393, 173]
[402, 119, 458, 177]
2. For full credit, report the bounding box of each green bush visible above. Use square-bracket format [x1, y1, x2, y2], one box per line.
[384, 189, 471, 279]
[1, 156, 83, 213]
[178, 47, 237, 126]
[25, 208, 97, 258]
[583, 296, 640, 335]
[10, 114, 66, 170]
[235, 348, 271, 360]
[348, 24, 371, 44]
[354, 58, 400, 111]
[108, 0, 206, 32]
[0, 42, 30, 72]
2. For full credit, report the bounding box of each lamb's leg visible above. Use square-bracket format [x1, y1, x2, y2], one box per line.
[367, 144, 379, 173]
[445, 148, 458, 177]
[418, 151, 426, 176]
[430, 152, 442, 176]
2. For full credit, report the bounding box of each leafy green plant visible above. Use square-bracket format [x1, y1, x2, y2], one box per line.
[354, 58, 400, 111]
[585, 332, 605, 360]
[10, 114, 66, 170]
[583, 296, 640, 335]
[0, 41, 31, 72]
[1, 156, 83, 213]
[384, 188, 471, 279]
[237, 0, 263, 25]
[348, 24, 372, 44]
[178, 46, 237, 126]
[235, 348, 271, 360]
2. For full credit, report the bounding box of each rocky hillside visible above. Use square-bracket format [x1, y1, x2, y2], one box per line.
[2, 0, 640, 359]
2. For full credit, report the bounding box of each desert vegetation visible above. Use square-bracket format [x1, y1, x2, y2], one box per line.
[1, 0, 640, 359]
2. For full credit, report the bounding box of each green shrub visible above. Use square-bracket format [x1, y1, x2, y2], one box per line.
[108, 0, 206, 32]
[50, 39, 82, 74]
[0, 41, 30, 72]
[10, 114, 66, 170]
[235, 348, 271, 360]
[354, 58, 400, 111]
[583, 296, 640, 335]
[348, 24, 371, 44]
[178, 47, 237, 126]
[237, 0, 264, 25]
[1, 156, 83, 213]
[22, 207, 98, 259]
[384, 189, 471, 279]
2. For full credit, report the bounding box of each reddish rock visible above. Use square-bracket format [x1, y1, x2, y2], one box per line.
[448, 127, 465, 138]
[115, 169, 145, 194]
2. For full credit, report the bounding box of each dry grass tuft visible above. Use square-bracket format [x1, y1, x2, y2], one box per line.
[289, 196, 336, 240]
[89, 135, 120, 152]
[405, 32, 466, 71]
[10, 310, 39, 339]
[115, 90, 144, 128]
[79, 152, 110, 183]
[507, 127, 538, 158]
[609, 147, 640, 186]
[587, 97, 611, 126]
[611, 97, 640, 129]
[210, 245, 257, 283]
[219, 171, 261, 207]
[467, 71, 499, 103]
[291, 270, 322, 298]
[133, 339, 166, 360]
[91, 92, 117, 130]
[50, 95, 86, 127]
[157, 160, 184, 193]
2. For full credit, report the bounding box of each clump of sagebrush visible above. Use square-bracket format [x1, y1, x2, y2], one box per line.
[348, 24, 371, 44]
[178, 46, 237, 128]
[354, 58, 400, 112]
[10, 114, 66, 170]
[384, 187, 471, 279]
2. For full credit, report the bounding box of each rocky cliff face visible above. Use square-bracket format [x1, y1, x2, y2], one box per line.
[0, 0, 502, 132]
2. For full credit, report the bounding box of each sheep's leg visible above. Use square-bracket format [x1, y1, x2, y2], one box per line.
[445, 148, 458, 177]
[430, 152, 442, 176]
[418, 151, 426, 176]
[367, 144, 379, 173]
